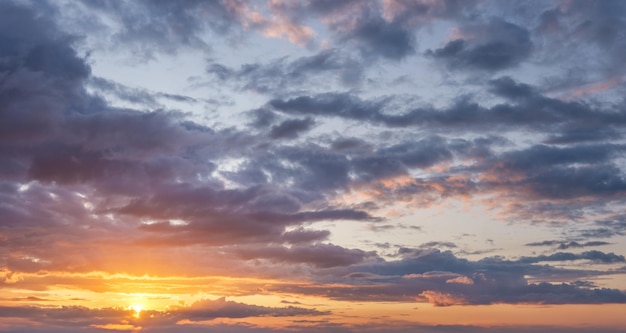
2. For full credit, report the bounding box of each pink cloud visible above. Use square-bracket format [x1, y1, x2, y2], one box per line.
[419, 290, 467, 306]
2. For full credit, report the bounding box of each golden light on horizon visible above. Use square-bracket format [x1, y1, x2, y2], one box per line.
[129, 303, 144, 318]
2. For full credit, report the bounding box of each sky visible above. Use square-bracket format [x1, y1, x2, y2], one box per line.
[1, 0, 626, 332]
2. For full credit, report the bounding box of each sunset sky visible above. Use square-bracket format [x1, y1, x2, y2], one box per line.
[2, 0, 626, 332]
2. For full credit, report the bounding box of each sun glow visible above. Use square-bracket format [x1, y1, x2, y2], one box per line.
[129, 304, 144, 318]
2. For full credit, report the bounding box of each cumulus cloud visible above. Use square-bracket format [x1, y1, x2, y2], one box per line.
[0, 0, 384, 279]
[273, 249, 626, 306]
[426, 20, 533, 71]
[265, 82, 626, 222]
[535, 0, 626, 91]
[269, 117, 316, 139]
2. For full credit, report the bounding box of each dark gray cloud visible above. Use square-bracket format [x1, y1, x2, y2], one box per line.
[330, 137, 372, 152]
[269, 248, 626, 306]
[516, 251, 625, 264]
[596, 218, 626, 235]
[419, 241, 457, 249]
[489, 76, 537, 100]
[300, 0, 481, 61]
[223, 135, 466, 203]
[268, 87, 626, 133]
[248, 108, 280, 129]
[496, 161, 626, 201]
[575, 217, 626, 240]
[543, 127, 622, 144]
[265, 84, 626, 220]
[427, 20, 533, 71]
[268, 93, 384, 123]
[345, 18, 416, 60]
[526, 240, 612, 250]
[0, 3, 88, 145]
[367, 223, 423, 235]
[269, 117, 316, 139]
[120, 184, 377, 248]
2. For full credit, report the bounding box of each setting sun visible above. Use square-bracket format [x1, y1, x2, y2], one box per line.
[129, 304, 144, 318]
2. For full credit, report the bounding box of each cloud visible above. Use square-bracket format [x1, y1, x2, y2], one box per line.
[269, 117, 316, 139]
[0, 305, 133, 329]
[122, 183, 378, 248]
[419, 290, 467, 306]
[538, 1, 626, 61]
[1, 303, 625, 333]
[530, 1, 626, 96]
[304, 0, 481, 61]
[235, 0, 318, 47]
[236, 243, 376, 268]
[0, 4, 88, 145]
[481, 144, 625, 200]
[0, 15, 387, 272]
[0, 297, 327, 331]
[489, 76, 537, 100]
[419, 242, 457, 249]
[207, 49, 364, 94]
[2, 2, 626, 332]
[173, 297, 328, 321]
[0, 0, 388, 278]
[268, 86, 626, 133]
[271, 248, 626, 306]
[381, 0, 478, 24]
[69, 0, 243, 58]
[525, 240, 612, 250]
[344, 18, 416, 60]
[426, 20, 533, 71]
[88, 76, 199, 108]
[516, 251, 625, 264]
[265, 84, 626, 221]
[263, 0, 418, 61]
[280, 228, 330, 244]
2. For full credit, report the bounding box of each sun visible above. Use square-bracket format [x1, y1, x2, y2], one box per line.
[128, 304, 144, 318]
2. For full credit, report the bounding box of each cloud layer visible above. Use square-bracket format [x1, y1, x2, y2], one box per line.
[2, 0, 626, 332]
